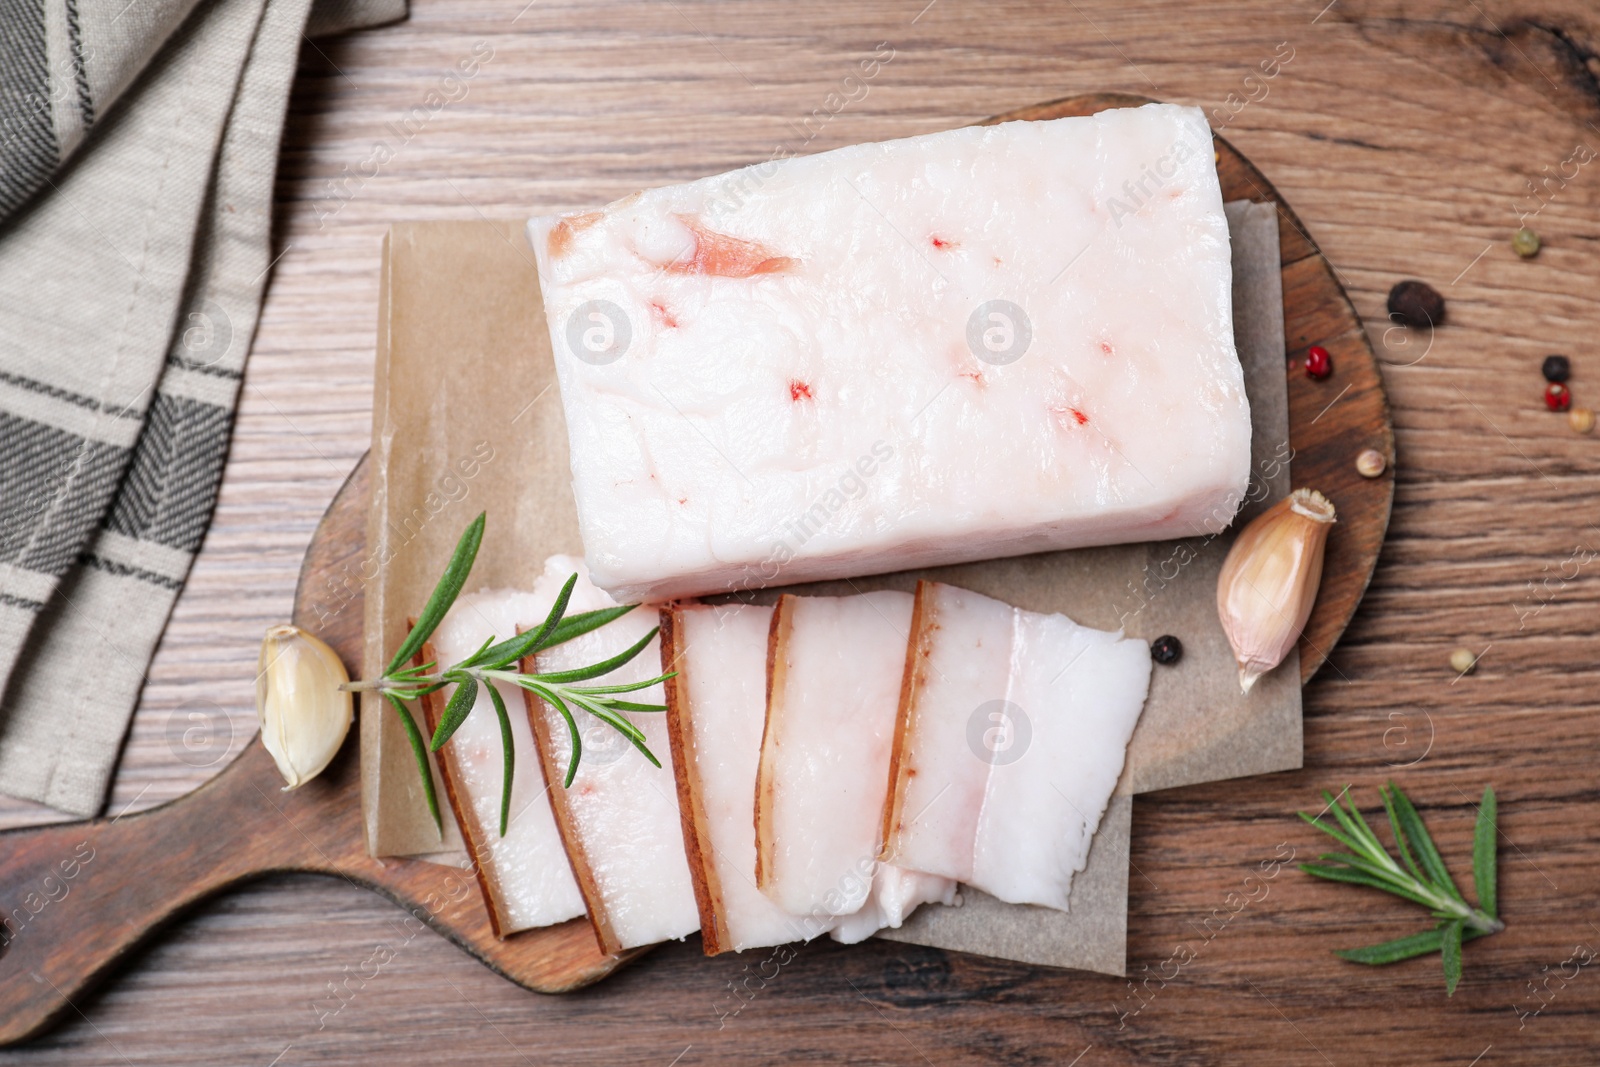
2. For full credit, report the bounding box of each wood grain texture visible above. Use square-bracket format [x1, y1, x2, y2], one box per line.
[3, 0, 1600, 1062]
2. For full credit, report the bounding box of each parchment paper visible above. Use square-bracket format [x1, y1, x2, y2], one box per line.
[879, 796, 1133, 975]
[360, 220, 582, 860]
[362, 200, 1296, 973]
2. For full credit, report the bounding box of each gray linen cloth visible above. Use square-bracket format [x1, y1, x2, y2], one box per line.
[0, 0, 404, 815]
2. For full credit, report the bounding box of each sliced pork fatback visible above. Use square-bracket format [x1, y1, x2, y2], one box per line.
[756, 592, 956, 935]
[661, 600, 828, 953]
[424, 587, 586, 935]
[881, 581, 1152, 911]
[523, 558, 699, 953]
[827, 864, 959, 946]
[529, 103, 1249, 603]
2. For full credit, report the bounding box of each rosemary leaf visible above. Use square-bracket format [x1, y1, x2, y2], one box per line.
[477, 599, 637, 673]
[429, 673, 479, 751]
[1379, 784, 1430, 886]
[390, 661, 437, 679]
[534, 686, 583, 788]
[386, 692, 440, 834]
[535, 626, 659, 684]
[588, 715, 647, 752]
[623, 732, 663, 768]
[1336, 928, 1449, 965]
[386, 512, 485, 675]
[1298, 809, 1367, 856]
[460, 634, 497, 669]
[1441, 920, 1464, 995]
[566, 697, 647, 744]
[540, 604, 637, 650]
[580, 704, 661, 767]
[563, 671, 676, 696]
[1340, 788, 1388, 856]
[1324, 788, 1375, 852]
[557, 688, 661, 768]
[524, 572, 577, 655]
[1386, 781, 1465, 904]
[1299, 863, 1437, 907]
[473, 630, 543, 673]
[486, 681, 514, 837]
[1338, 925, 1491, 966]
[1473, 785, 1497, 919]
[475, 573, 579, 670]
[384, 682, 448, 701]
[1311, 851, 1431, 899]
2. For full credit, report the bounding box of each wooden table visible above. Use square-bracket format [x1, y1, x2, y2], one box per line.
[5, 1, 1600, 1062]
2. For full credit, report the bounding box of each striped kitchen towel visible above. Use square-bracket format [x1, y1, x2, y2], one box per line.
[0, 0, 403, 816]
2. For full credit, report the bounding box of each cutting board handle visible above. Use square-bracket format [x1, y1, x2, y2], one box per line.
[0, 740, 335, 1044]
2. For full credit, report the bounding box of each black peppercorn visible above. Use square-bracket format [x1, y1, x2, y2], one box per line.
[1150, 635, 1183, 665]
[1387, 280, 1445, 329]
[1542, 354, 1570, 383]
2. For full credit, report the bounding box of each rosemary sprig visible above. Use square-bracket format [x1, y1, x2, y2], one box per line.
[345, 513, 671, 837]
[1299, 782, 1502, 995]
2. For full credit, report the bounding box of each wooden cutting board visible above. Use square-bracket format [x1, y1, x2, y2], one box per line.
[0, 93, 1391, 1046]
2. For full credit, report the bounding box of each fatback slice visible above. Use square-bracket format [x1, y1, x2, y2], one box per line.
[756, 592, 955, 935]
[881, 580, 1152, 911]
[661, 600, 831, 953]
[522, 558, 699, 953]
[421, 588, 585, 936]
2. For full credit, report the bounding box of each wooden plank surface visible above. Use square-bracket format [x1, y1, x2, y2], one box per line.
[4, 0, 1600, 1062]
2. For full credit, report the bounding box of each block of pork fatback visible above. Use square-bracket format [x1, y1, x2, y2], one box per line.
[528, 102, 1249, 602]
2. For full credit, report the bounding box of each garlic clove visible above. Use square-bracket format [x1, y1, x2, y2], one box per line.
[1216, 488, 1336, 694]
[256, 624, 353, 789]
